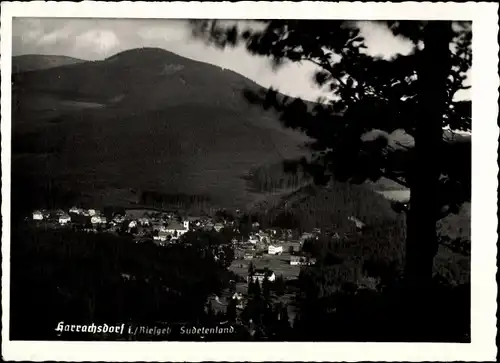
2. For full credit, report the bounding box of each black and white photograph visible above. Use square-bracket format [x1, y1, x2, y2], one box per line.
[1, 2, 498, 361]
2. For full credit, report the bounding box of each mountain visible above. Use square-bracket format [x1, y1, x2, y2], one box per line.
[12, 54, 87, 73]
[10, 47, 470, 243]
[11, 47, 311, 212]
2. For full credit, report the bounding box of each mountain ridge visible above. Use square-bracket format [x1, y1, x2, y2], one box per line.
[11, 47, 311, 212]
[12, 54, 88, 73]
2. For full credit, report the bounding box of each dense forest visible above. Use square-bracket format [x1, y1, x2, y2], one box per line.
[243, 163, 310, 193]
[139, 190, 211, 212]
[10, 224, 236, 340]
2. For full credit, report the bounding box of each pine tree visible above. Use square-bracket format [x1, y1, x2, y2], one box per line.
[274, 274, 286, 296]
[190, 20, 471, 287]
[226, 298, 237, 322]
[254, 279, 261, 300]
[248, 261, 256, 276]
[262, 276, 271, 302]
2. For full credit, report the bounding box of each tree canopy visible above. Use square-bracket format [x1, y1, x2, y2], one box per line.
[190, 20, 472, 285]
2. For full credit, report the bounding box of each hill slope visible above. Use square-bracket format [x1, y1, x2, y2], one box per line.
[11, 47, 310, 211]
[12, 54, 87, 73]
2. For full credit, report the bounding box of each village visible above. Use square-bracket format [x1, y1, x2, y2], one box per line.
[28, 206, 342, 319]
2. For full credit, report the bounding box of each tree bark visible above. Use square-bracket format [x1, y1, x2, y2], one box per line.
[405, 21, 453, 288]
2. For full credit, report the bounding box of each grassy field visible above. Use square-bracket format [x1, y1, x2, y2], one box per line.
[230, 252, 301, 281]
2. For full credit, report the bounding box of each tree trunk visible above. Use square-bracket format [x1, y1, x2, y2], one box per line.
[405, 21, 453, 288]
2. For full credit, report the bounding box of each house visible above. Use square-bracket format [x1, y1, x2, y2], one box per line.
[290, 255, 305, 266]
[234, 249, 245, 259]
[214, 223, 224, 232]
[285, 240, 301, 253]
[300, 232, 316, 242]
[137, 217, 151, 226]
[243, 253, 254, 260]
[204, 221, 215, 231]
[164, 220, 189, 238]
[248, 235, 259, 244]
[248, 269, 276, 283]
[268, 245, 283, 255]
[91, 215, 104, 225]
[252, 222, 260, 229]
[267, 227, 280, 236]
[348, 216, 366, 231]
[290, 255, 317, 266]
[88, 209, 97, 216]
[113, 214, 125, 224]
[152, 222, 164, 231]
[255, 240, 267, 250]
[128, 220, 138, 229]
[58, 214, 71, 225]
[232, 292, 245, 309]
[69, 206, 82, 215]
[257, 232, 270, 243]
[154, 231, 170, 242]
[32, 210, 44, 221]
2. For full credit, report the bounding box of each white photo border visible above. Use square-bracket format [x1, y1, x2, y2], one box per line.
[1, 1, 498, 361]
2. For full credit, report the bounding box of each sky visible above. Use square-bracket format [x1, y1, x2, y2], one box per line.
[12, 18, 470, 102]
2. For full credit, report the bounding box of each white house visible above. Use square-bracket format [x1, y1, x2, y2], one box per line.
[267, 228, 279, 236]
[268, 245, 283, 255]
[348, 216, 366, 230]
[69, 206, 81, 215]
[248, 235, 259, 244]
[290, 255, 307, 266]
[128, 220, 137, 229]
[164, 220, 190, 239]
[32, 211, 44, 220]
[59, 214, 71, 225]
[300, 232, 316, 242]
[214, 223, 224, 232]
[88, 209, 97, 216]
[154, 231, 170, 242]
[138, 217, 151, 226]
[290, 255, 317, 266]
[248, 269, 276, 283]
[91, 215, 103, 225]
[243, 253, 254, 260]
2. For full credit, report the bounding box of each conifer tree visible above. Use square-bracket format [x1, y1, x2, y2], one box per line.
[190, 20, 471, 287]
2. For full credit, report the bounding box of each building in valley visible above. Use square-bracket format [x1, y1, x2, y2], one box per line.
[58, 214, 71, 225]
[248, 269, 276, 283]
[163, 220, 190, 239]
[268, 245, 283, 255]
